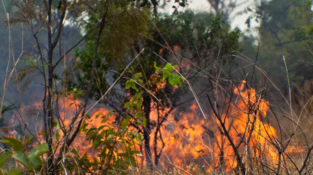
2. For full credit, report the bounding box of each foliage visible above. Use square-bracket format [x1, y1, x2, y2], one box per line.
[75, 10, 241, 105]
[82, 1, 150, 59]
[63, 112, 141, 174]
[1, 105, 15, 116]
[61, 62, 183, 174]
[72, 8, 241, 169]
[3, 0, 152, 173]
[124, 61, 184, 124]
[245, 0, 313, 86]
[70, 0, 150, 101]
[0, 0, 244, 173]
[0, 136, 49, 173]
[154, 63, 184, 87]
[153, 10, 240, 65]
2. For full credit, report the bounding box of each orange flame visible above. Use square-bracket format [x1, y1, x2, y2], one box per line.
[145, 82, 278, 173]
[23, 82, 292, 173]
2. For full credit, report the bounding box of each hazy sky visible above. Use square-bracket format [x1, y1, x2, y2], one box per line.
[161, 0, 258, 32]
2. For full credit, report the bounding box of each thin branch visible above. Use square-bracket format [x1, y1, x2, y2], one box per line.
[52, 24, 101, 71]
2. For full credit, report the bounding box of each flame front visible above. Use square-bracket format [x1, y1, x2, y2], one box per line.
[23, 82, 282, 173]
[149, 82, 279, 173]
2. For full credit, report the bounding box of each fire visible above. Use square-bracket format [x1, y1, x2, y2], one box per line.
[55, 95, 113, 156]
[217, 82, 278, 169]
[55, 95, 143, 162]
[19, 81, 297, 173]
[146, 82, 279, 173]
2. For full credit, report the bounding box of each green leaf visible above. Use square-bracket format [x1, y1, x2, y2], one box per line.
[12, 152, 31, 170]
[136, 101, 142, 113]
[85, 113, 91, 119]
[162, 73, 169, 81]
[79, 153, 88, 164]
[25, 136, 33, 144]
[0, 151, 12, 168]
[132, 92, 142, 102]
[81, 120, 88, 130]
[178, 75, 184, 87]
[131, 82, 138, 92]
[107, 109, 114, 117]
[8, 169, 22, 175]
[92, 136, 101, 150]
[70, 149, 80, 157]
[121, 117, 131, 130]
[162, 63, 174, 74]
[95, 113, 103, 119]
[154, 62, 160, 72]
[168, 74, 175, 86]
[133, 72, 142, 79]
[53, 121, 58, 127]
[101, 118, 109, 123]
[28, 143, 49, 167]
[56, 130, 60, 140]
[142, 117, 146, 126]
[1, 136, 23, 152]
[124, 102, 133, 110]
[125, 81, 132, 89]
[136, 132, 142, 145]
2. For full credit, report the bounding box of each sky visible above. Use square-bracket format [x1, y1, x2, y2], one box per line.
[160, 0, 259, 32]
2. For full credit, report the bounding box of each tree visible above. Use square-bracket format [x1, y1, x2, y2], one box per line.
[74, 9, 241, 168]
[7, 0, 149, 173]
[245, 0, 313, 91]
[206, 0, 248, 20]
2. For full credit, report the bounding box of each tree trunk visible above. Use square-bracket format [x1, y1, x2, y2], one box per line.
[47, 18, 54, 175]
[143, 95, 152, 169]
